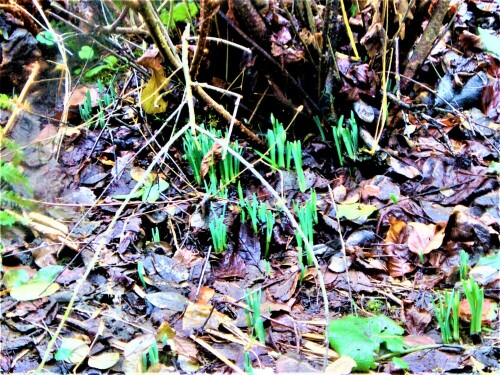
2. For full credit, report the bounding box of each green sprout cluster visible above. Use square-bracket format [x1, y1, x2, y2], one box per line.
[238, 183, 276, 257]
[293, 190, 318, 270]
[332, 111, 358, 166]
[79, 79, 117, 129]
[245, 288, 266, 344]
[209, 204, 228, 253]
[183, 125, 242, 195]
[433, 250, 485, 343]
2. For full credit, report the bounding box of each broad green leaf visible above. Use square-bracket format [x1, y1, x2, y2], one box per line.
[78, 45, 95, 60]
[478, 28, 500, 59]
[3, 269, 30, 289]
[55, 338, 90, 364]
[328, 315, 407, 371]
[142, 180, 169, 203]
[160, 2, 199, 29]
[85, 56, 120, 79]
[142, 184, 160, 203]
[336, 203, 377, 222]
[172, 2, 199, 23]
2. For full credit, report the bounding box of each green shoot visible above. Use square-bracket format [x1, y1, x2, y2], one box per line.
[246, 194, 260, 234]
[289, 141, 306, 192]
[459, 250, 470, 281]
[264, 209, 275, 258]
[141, 341, 159, 372]
[433, 290, 460, 343]
[183, 125, 241, 188]
[462, 277, 484, 335]
[389, 193, 398, 204]
[151, 227, 160, 243]
[209, 206, 227, 253]
[244, 351, 255, 375]
[265, 114, 287, 170]
[313, 115, 326, 141]
[79, 79, 116, 129]
[238, 182, 246, 223]
[264, 260, 271, 276]
[245, 288, 266, 343]
[137, 261, 147, 289]
[293, 191, 317, 266]
[332, 115, 345, 166]
[332, 111, 359, 166]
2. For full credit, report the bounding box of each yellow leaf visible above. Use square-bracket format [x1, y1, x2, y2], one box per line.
[141, 71, 168, 114]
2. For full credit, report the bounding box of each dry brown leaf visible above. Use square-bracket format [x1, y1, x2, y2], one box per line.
[200, 143, 223, 179]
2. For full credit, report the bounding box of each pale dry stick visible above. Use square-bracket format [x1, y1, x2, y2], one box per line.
[181, 27, 197, 131]
[1, 62, 40, 136]
[190, 335, 245, 375]
[186, 36, 252, 55]
[372, 0, 391, 151]
[192, 81, 242, 159]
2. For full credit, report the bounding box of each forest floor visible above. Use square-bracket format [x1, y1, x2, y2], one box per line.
[1, 0, 499, 374]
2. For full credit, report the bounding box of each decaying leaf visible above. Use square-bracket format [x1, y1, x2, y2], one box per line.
[136, 48, 169, 114]
[200, 143, 223, 179]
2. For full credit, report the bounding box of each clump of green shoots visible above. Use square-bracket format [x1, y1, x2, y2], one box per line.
[287, 140, 306, 192]
[209, 205, 227, 253]
[332, 111, 359, 166]
[183, 125, 242, 194]
[141, 341, 160, 372]
[245, 288, 266, 343]
[433, 249, 485, 343]
[459, 250, 484, 336]
[266, 114, 287, 170]
[79, 79, 116, 129]
[238, 187, 276, 257]
[293, 190, 318, 268]
[433, 289, 460, 344]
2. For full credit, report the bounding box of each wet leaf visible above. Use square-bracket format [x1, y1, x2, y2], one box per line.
[88, 352, 120, 370]
[145, 291, 188, 311]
